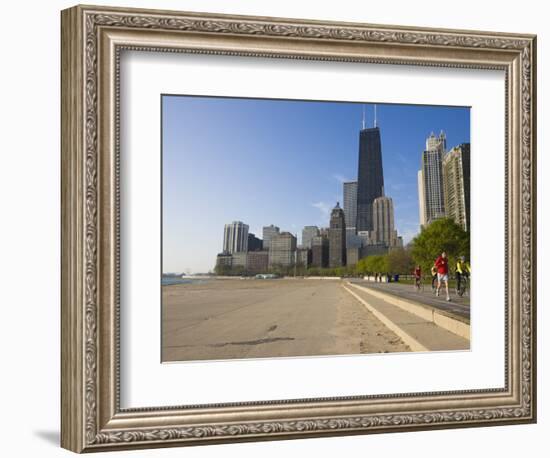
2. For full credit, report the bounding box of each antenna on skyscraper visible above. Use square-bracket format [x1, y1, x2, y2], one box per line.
[362, 105, 366, 130]
[374, 104, 378, 128]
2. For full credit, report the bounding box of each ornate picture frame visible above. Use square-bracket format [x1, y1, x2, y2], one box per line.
[61, 4, 536, 453]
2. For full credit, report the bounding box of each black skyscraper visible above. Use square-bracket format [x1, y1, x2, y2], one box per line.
[356, 127, 384, 232]
[329, 203, 346, 268]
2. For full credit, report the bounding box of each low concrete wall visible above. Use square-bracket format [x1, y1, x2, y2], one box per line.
[347, 282, 470, 340]
[304, 276, 342, 280]
[364, 275, 396, 283]
[342, 285, 429, 352]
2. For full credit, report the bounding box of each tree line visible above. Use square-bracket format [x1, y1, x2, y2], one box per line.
[356, 218, 469, 276]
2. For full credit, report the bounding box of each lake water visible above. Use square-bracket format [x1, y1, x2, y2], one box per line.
[161, 276, 209, 286]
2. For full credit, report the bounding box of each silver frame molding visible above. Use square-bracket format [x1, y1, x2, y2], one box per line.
[61, 4, 537, 453]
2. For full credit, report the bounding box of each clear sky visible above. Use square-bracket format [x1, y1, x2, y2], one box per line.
[162, 95, 470, 274]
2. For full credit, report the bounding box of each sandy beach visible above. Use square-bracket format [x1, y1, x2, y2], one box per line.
[162, 278, 410, 362]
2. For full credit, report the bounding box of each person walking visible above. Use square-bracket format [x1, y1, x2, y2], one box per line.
[434, 251, 451, 301]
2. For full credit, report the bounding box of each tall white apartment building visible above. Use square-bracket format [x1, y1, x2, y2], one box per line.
[223, 221, 249, 253]
[418, 131, 447, 227]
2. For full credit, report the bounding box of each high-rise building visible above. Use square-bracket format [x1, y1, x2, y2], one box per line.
[346, 247, 361, 266]
[262, 225, 280, 250]
[419, 131, 446, 226]
[223, 221, 249, 253]
[231, 252, 247, 268]
[296, 248, 310, 268]
[356, 126, 384, 232]
[343, 181, 358, 231]
[329, 202, 346, 267]
[268, 232, 297, 267]
[247, 233, 263, 252]
[372, 196, 400, 246]
[427, 130, 447, 152]
[301, 226, 319, 249]
[310, 235, 329, 268]
[246, 251, 269, 273]
[361, 243, 389, 258]
[215, 252, 233, 269]
[346, 228, 363, 249]
[418, 169, 427, 227]
[357, 230, 373, 246]
[443, 143, 471, 231]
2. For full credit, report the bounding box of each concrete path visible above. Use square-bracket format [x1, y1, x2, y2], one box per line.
[342, 283, 470, 352]
[162, 279, 411, 362]
[349, 279, 470, 321]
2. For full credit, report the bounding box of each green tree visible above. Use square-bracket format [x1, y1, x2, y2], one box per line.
[387, 248, 415, 274]
[307, 267, 320, 276]
[334, 266, 345, 277]
[214, 264, 232, 276]
[355, 258, 367, 275]
[360, 255, 389, 274]
[410, 218, 470, 273]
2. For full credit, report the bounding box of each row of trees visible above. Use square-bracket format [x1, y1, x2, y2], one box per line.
[354, 218, 469, 276]
[215, 218, 469, 278]
[214, 262, 310, 277]
[356, 218, 470, 276]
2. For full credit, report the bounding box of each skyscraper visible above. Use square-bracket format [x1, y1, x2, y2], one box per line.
[262, 224, 280, 250]
[247, 233, 263, 251]
[329, 202, 346, 267]
[356, 126, 384, 232]
[223, 221, 249, 253]
[346, 247, 361, 266]
[443, 143, 471, 231]
[301, 226, 319, 249]
[418, 169, 427, 227]
[372, 196, 400, 247]
[343, 181, 358, 231]
[419, 131, 446, 226]
[345, 229, 362, 249]
[268, 232, 297, 267]
[311, 235, 329, 268]
[427, 130, 447, 152]
[246, 251, 269, 273]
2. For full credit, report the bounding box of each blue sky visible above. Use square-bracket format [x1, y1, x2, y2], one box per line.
[162, 96, 470, 273]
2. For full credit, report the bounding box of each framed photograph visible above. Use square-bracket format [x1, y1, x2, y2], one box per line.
[61, 4, 537, 453]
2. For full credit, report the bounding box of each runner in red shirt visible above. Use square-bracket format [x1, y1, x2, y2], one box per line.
[434, 251, 451, 301]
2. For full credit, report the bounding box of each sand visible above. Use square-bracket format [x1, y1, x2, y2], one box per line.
[162, 278, 410, 362]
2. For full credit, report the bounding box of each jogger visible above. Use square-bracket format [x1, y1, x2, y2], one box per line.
[434, 251, 451, 301]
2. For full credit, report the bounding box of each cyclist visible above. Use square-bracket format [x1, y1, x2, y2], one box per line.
[456, 256, 471, 295]
[434, 251, 451, 301]
[413, 265, 422, 291]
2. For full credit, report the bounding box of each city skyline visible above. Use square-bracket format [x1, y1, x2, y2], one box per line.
[163, 95, 470, 273]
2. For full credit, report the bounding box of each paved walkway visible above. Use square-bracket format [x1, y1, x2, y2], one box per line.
[342, 284, 470, 352]
[348, 279, 470, 321]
